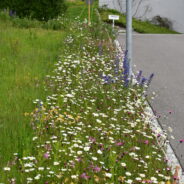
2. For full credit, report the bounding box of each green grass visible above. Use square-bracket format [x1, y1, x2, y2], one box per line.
[0, 10, 66, 30]
[0, 1, 99, 30]
[0, 20, 66, 168]
[98, 8, 179, 34]
[65, 0, 99, 23]
[1, 17, 173, 183]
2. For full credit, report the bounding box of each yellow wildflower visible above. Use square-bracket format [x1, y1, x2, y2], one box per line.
[118, 176, 125, 183]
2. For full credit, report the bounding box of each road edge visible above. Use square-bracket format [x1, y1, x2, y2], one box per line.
[114, 38, 184, 183]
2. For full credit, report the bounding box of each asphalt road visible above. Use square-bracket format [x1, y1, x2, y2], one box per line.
[118, 33, 184, 170]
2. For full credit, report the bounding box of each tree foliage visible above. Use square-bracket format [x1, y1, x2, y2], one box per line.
[0, 0, 67, 21]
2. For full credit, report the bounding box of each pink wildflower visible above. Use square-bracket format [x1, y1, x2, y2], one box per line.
[115, 142, 124, 146]
[144, 140, 149, 144]
[89, 137, 96, 143]
[43, 152, 50, 159]
[93, 166, 101, 173]
[80, 173, 90, 180]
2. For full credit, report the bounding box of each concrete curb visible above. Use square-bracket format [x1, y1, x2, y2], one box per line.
[146, 102, 184, 183]
[114, 38, 184, 183]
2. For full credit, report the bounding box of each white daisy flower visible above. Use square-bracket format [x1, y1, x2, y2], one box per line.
[3, 167, 10, 171]
[105, 173, 112, 178]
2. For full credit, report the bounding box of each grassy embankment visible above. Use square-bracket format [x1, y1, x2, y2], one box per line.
[0, 13, 66, 168]
[0, 0, 97, 176]
[65, 0, 179, 34]
[98, 8, 179, 34]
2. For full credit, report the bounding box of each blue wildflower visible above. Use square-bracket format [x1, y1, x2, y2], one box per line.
[102, 75, 112, 84]
[140, 77, 147, 86]
[147, 73, 154, 86]
[136, 70, 142, 84]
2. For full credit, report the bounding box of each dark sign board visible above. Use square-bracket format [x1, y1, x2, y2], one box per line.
[85, 0, 94, 5]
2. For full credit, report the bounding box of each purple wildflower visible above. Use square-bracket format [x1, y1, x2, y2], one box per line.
[144, 140, 149, 144]
[140, 77, 147, 86]
[102, 75, 112, 84]
[99, 143, 104, 151]
[179, 139, 184, 143]
[43, 152, 50, 159]
[115, 141, 124, 146]
[80, 173, 90, 180]
[89, 136, 96, 143]
[136, 70, 142, 83]
[93, 166, 101, 173]
[147, 73, 154, 86]
[76, 157, 82, 162]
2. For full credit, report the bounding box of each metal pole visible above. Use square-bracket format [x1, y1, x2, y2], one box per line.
[126, 0, 133, 78]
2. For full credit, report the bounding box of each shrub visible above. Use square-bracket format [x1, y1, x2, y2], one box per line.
[0, 9, 11, 22]
[42, 19, 64, 30]
[0, 0, 67, 21]
[151, 15, 173, 30]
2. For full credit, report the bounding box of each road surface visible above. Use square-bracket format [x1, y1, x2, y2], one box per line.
[118, 33, 184, 170]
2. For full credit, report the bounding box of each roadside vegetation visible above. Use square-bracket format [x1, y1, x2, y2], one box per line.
[0, 10, 66, 170]
[0, 0, 175, 183]
[65, 0, 98, 22]
[0, 0, 178, 34]
[98, 8, 179, 34]
[63, 0, 179, 34]
[0, 0, 66, 21]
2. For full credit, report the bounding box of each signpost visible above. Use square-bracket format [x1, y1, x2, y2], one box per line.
[126, 0, 133, 78]
[86, 0, 94, 25]
[108, 15, 119, 28]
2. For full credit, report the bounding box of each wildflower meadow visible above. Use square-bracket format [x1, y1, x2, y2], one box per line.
[0, 9, 175, 184]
